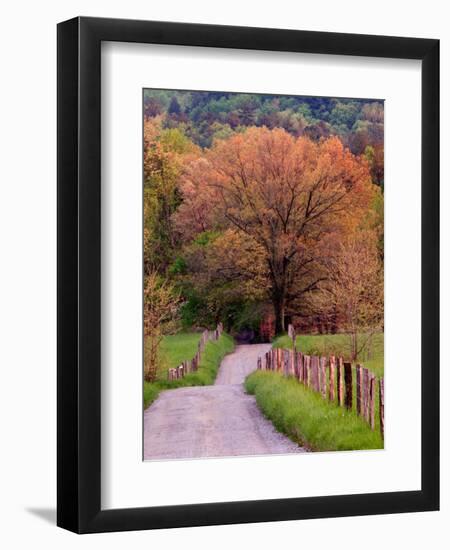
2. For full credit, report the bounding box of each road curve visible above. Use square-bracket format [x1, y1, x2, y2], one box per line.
[143, 343, 305, 460]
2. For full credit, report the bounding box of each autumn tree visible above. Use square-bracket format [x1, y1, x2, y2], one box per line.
[144, 117, 198, 273]
[172, 157, 222, 242]
[310, 230, 383, 360]
[143, 271, 181, 382]
[211, 128, 374, 333]
[176, 127, 375, 333]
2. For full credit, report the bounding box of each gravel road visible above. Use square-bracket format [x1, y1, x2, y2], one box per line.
[143, 344, 305, 460]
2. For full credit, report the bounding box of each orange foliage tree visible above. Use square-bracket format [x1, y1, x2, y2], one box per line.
[176, 127, 375, 333]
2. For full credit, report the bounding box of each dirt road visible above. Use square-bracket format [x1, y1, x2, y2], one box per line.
[143, 344, 305, 460]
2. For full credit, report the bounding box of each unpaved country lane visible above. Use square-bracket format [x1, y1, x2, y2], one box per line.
[144, 344, 305, 460]
[215, 344, 270, 385]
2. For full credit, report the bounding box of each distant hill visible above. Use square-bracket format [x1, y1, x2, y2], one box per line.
[143, 89, 384, 160]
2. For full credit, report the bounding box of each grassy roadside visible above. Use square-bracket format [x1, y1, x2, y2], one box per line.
[144, 333, 234, 409]
[246, 370, 383, 452]
[273, 332, 384, 378]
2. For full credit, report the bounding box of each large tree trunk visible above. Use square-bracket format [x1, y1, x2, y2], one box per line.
[272, 292, 286, 335]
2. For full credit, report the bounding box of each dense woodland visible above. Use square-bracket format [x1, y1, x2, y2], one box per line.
[143, 90, 384, 380]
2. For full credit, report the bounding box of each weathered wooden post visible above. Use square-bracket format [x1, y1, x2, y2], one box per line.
[363, 368, 370, 421]
[304, 355, 311, 387]
[297, 352, 303, 382]
[283, 350, 290, 377]
[337, 357, 344, 406]
[319, 357, 327, 398]
[289, 350, 295, 377]
[369, 374, 376, 429]
[329, 355, 336, 401]
[314, 356, 321, 392]
[356, 365, 362, 415]
[309, 356, 317, 391]
[316, 356, 321, 392]
[379, 377, 384, 439]
[288, 323, 296, 354]
[344, 362, 353, 410]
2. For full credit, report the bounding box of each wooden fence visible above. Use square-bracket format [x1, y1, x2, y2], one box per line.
[257, 346, 384, 438]
[167, 323, 224, 381]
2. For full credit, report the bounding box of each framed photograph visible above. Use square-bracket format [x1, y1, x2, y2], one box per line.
[57, 17, 439, 533]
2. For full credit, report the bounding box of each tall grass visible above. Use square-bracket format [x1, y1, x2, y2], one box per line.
[144, 333, 234, 409]
[245, 370, 383, 452]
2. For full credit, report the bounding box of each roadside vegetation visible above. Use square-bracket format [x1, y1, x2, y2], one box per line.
[245, 370, 383, 452]
[144, 332, 234, 408]
[272, 332, 384, 437]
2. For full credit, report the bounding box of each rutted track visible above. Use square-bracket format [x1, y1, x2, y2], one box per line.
[144, 344, 305, 460]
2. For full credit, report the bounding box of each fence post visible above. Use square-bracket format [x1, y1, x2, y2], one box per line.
[369, 374, 376, 429]
[319, 357, 327, 398]
[296, 352, 303, 382]
[314, 357, 321, 392]
[363, 368, 370, 421]
[289, 350, 295, 377]
[337, 357, 344, 406]
[288, 323, 296, 353]
[329, 355, 336, 401]
[315, 356, 321, 392]
[344, 362, 353, 410]
[309, 356, 316, 391]
[283, 350, 289, 377]
[356, 365, 362, 415]
[379, 377, 384, 439]
[312, 356, 317, 391]
[304, 355, 311, 387]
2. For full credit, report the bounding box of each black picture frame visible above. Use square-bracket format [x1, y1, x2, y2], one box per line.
[57, 16, 439, 534]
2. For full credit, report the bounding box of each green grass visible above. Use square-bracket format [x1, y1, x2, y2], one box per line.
[273, 332, 384, 378]
[245, 370, 383, 452]
[158, 332, 203, 376]
[143, 332, 234, 409]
